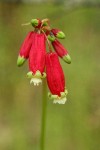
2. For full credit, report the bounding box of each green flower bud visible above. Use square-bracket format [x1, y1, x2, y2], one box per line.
[48, 35, 56, 42]
[51, 29, 66, 39]
[56, 31, 66, 39]
[31, 19, 41, 28]
[17, 55, 26, 67]
[63, 54, 71, 64]
[43, 22, 48, 26]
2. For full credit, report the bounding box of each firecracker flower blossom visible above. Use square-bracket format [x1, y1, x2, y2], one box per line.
[45, 52, 68, 104]
[52, 39, 71, 64]
[17, 18, 71, 104]
[51, 28, 65, 39]
[27, 32, 46, 86]
[17, 31, 34, 66]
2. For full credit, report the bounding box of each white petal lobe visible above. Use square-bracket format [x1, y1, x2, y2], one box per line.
[53, 97, 67, 104]
[30, 78, 42, 86]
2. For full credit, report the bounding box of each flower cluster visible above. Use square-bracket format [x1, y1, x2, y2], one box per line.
[17, 18, 71, 104]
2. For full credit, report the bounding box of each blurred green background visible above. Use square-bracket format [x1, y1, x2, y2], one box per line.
[0, 0, 100, 150]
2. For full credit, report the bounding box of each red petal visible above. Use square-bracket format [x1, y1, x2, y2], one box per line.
[29, 32, 46, 74]
[52, 40, 69, 58]
[19, 31, 34, 58]
[46, 52, 65, 96]
[51, 28, 60, 36]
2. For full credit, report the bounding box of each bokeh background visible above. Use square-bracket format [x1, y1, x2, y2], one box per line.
[0, 0, 100, 150]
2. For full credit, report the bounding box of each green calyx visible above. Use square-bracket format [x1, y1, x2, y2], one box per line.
[63, 54, 71, 64]
[17, 55, 26, 67]
[31, 19, 39, 27]
[56, 31, 66, 39]
[27, 70, 46, 79]
[48, 35, 56, 42]
[42, 22, 48, 26]
[48, 88, 68, 100]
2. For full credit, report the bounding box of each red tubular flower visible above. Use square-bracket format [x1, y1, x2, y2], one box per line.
[51, 28, 65, 39]
[52, 39, 71, 64]
[27, 32, 46, 86]
[45, 52, 68, 104]
[17, 31, 34, 66]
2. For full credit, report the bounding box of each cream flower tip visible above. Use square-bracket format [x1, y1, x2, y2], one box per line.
[30, 78, 42, 86]
[53, 97, 67, 104]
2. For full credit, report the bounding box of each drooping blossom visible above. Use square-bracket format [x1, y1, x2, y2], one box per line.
[52, 39, 71, 64]
[45, 52, 68, 104]
[51, 28, 65, 39]
[17, 31, 34, 66]
[27, 32, 46, 86]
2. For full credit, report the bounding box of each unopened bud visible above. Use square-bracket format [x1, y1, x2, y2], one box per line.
[51, 29, 65, 39]
[31, 19, 41, 28]
[62, 54, 71, 64]
[56, 31, 65, 39]
[42, 22, 48, 26]
[48, 35, 56, 42]
[17, 55, 26, 67]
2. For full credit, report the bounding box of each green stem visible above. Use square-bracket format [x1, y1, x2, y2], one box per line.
[41, 29, 52, 52]
[40, 79, 47, 150]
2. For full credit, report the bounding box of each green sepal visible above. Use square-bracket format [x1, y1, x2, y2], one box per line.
[17, 55, 26, 67]
[61, 92, 66, 97]
[48, 93, 58, 100]
[27, 71, 33, 78]
[65, 89, 68, 95]
[27, 70, 46, 79]
[56, 31, 66, 39]
[48, 88, 68, 100]
[48, 35, 56, 42]
[35, 70, 41, 77]
[42, 22, 48, 26]
[62, 54, 71, 64]
[41, 72, 46, 78]
[31, 19, 38, 27]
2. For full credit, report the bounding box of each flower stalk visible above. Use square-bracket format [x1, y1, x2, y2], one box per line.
[41, 29, 52, 53]
[40, 80, 47, 150]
